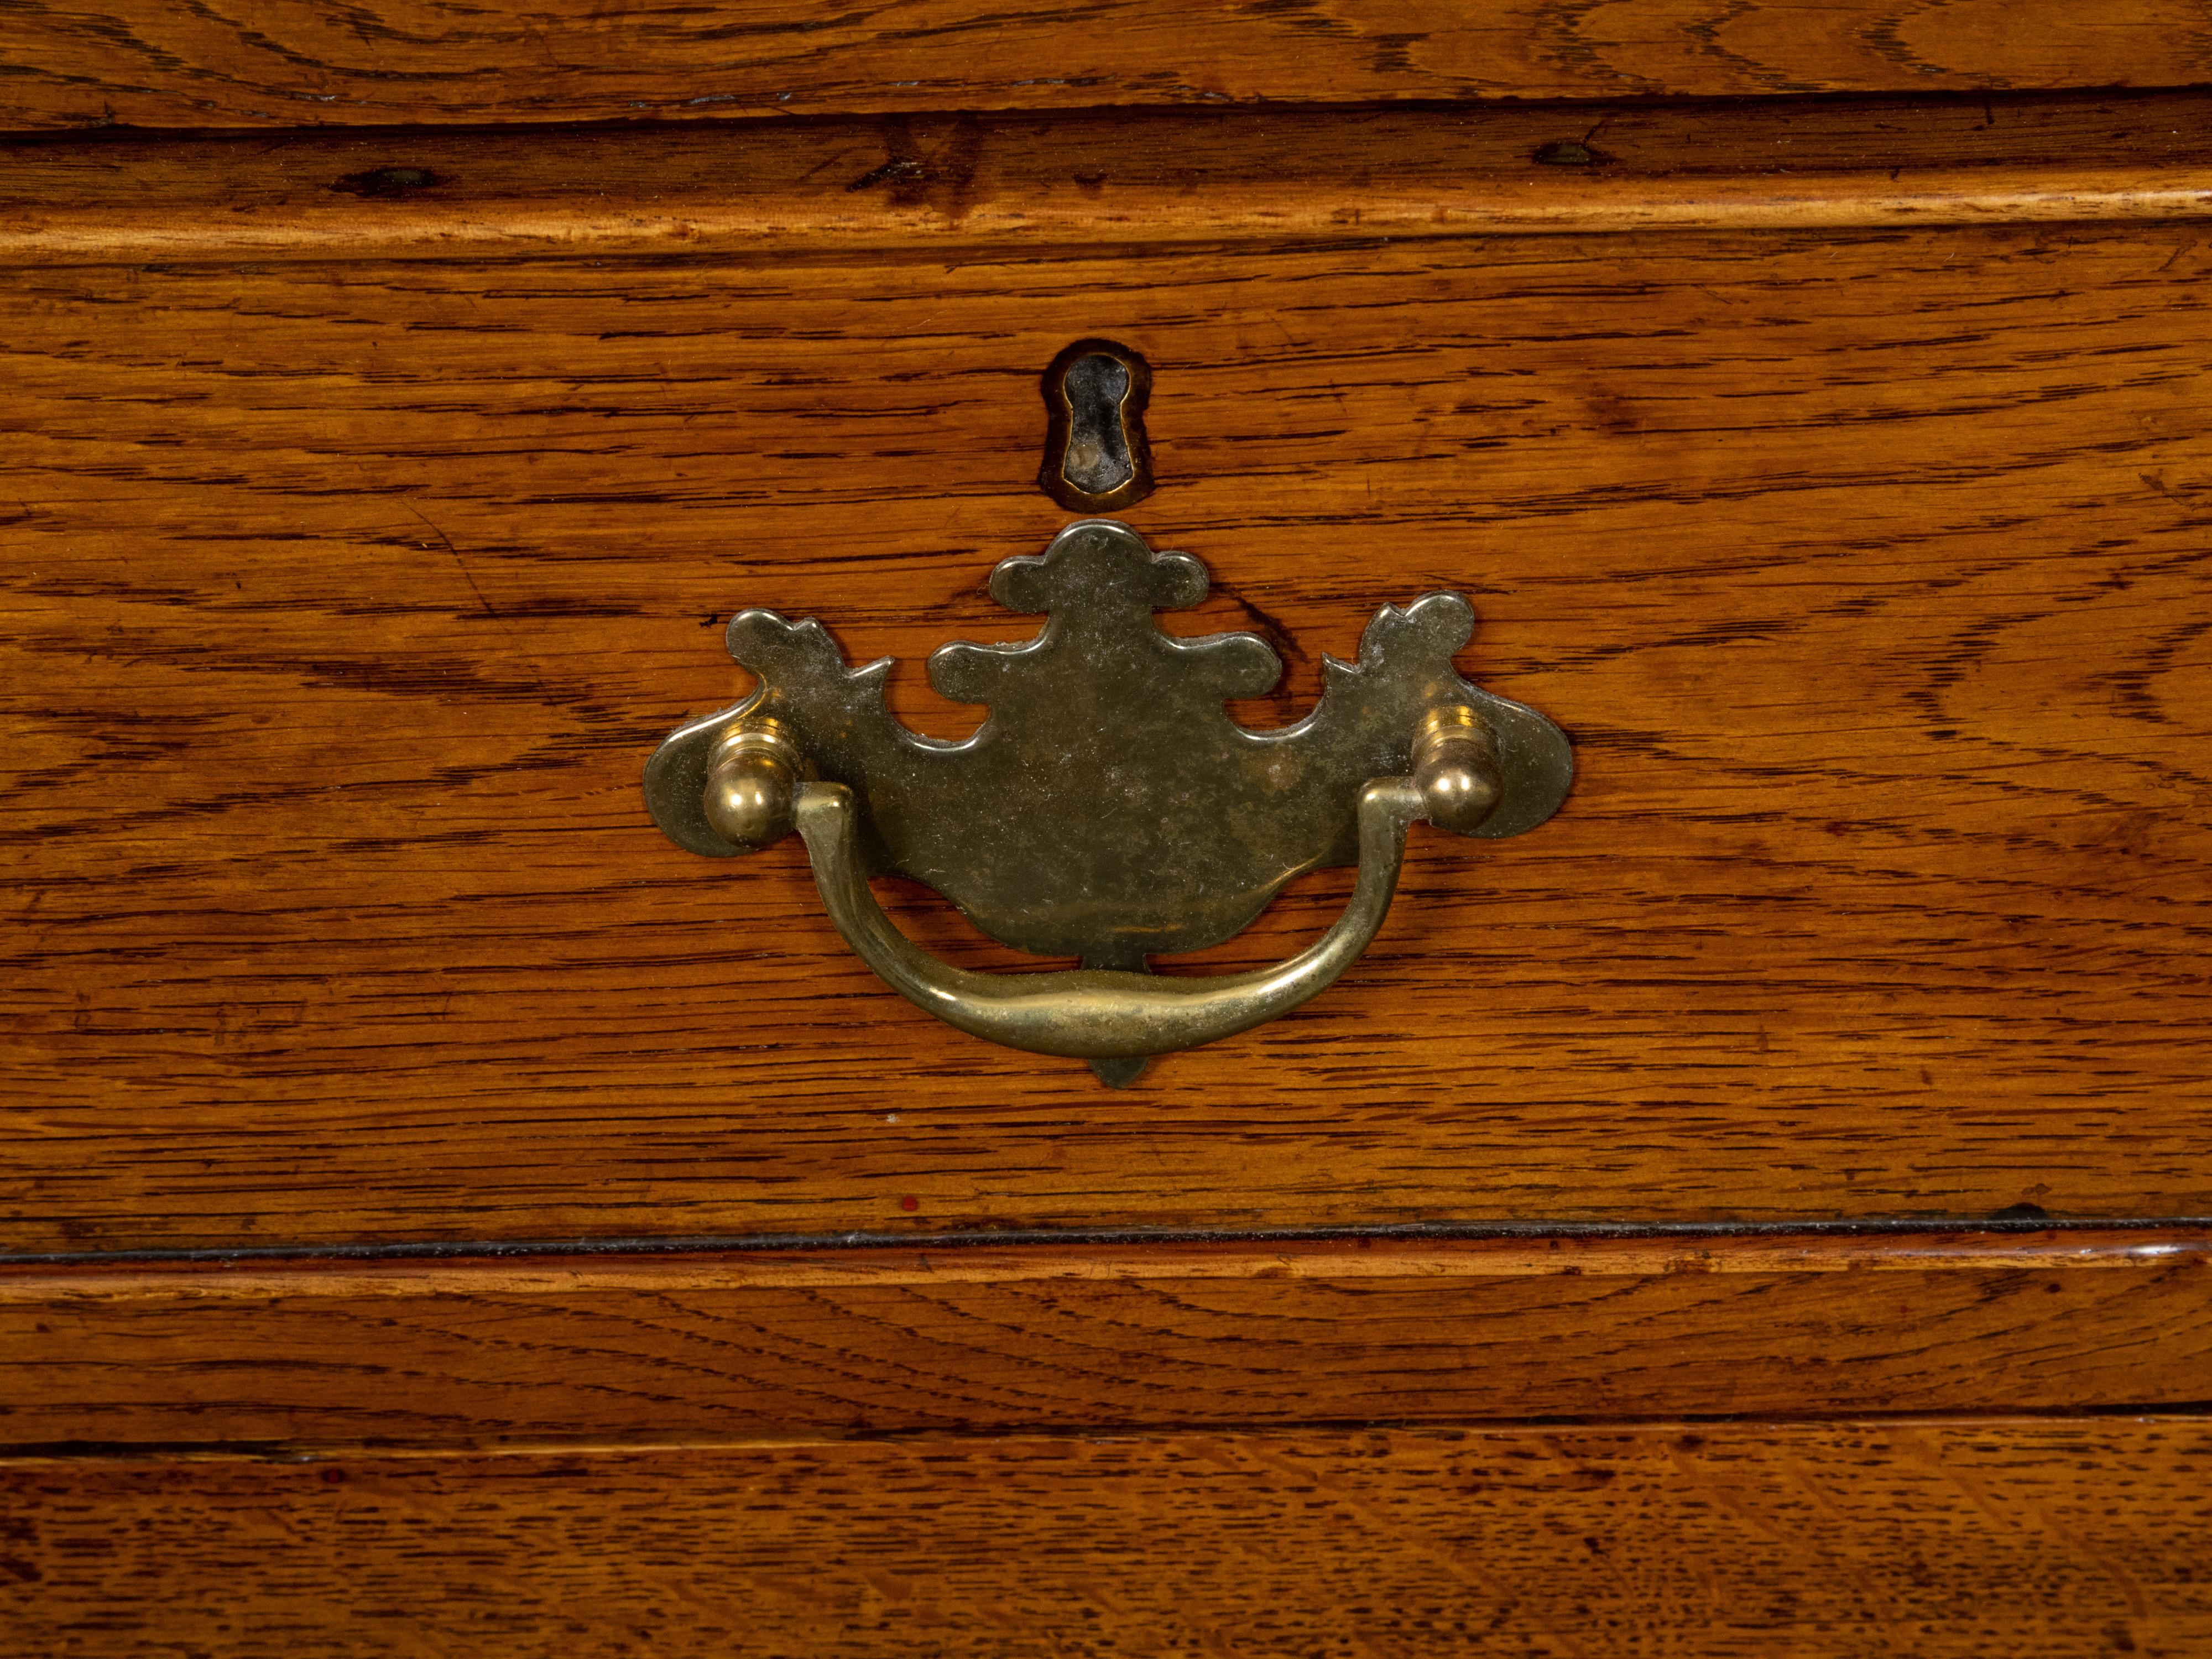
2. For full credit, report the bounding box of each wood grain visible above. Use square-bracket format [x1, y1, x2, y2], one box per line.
[9, 1224, 2203, 1299]
[11, 93, 2212, 266]
[3, 1231, 2206, 1449]
[7, 0, 2212, 132]
[4, 1421, 2209, 1655]
[6, 217, 2211, 1251]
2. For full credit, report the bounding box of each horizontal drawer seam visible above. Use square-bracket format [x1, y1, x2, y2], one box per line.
[6, 1220, 2208, 1301]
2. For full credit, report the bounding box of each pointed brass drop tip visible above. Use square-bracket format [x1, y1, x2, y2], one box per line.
[1088, 1055, 1150, 1088]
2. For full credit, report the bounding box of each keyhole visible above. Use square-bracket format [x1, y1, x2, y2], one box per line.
[1040, 338, 1155, 512]
[1062, 354, 1133, 494]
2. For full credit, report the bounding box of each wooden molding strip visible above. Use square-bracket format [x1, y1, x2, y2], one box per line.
[5, 1415, 2206, 1465]
[7, 1231, 2208, 1447]
[7, 94, 2212, 266]
[4, 1225, 2204, 1303]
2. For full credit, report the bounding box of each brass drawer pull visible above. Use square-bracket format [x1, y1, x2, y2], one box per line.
[645, 520, 1572, 1083]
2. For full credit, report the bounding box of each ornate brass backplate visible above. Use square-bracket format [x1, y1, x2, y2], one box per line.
[645, 519, 1572, 1083]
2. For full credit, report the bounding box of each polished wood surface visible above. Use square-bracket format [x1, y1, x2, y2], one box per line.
[11, 1223, 2201, 1299]
[6, 1420, 2209, 1655]
[4, 1230, 2204, 1449]
[8, 0, 2212, 132]
[11, 93, 2212, 265]
[6, 210, 2210, 1250]
[6, 75, 2210, 1654]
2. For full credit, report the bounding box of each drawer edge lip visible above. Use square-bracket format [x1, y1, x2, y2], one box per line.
[10, 91, 2212, 267]
[7, 164, 2206, 269]
[5, 1216, 2207, 1301]
[9, 1407, 2212, 1469]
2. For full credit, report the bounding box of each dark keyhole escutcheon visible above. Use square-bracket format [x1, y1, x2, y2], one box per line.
[1040, 338, 1155, 513]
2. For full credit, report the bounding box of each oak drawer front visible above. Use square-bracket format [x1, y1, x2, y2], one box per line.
[6, 76, 2212, 1659]
[9, 1423, 2212, 1657]
[6, 135, 2211, 1254]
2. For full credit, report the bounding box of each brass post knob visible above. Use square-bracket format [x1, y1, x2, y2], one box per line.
[701, 724, 801, 852]
[1412, 705, 1503, 836]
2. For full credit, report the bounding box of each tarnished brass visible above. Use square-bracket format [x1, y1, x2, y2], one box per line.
[644, 519, 1573, 1083]
[1039, 339, 1155, 513]
[1411, 704, 1502, 835]
[795, 776, 1426, 1071]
